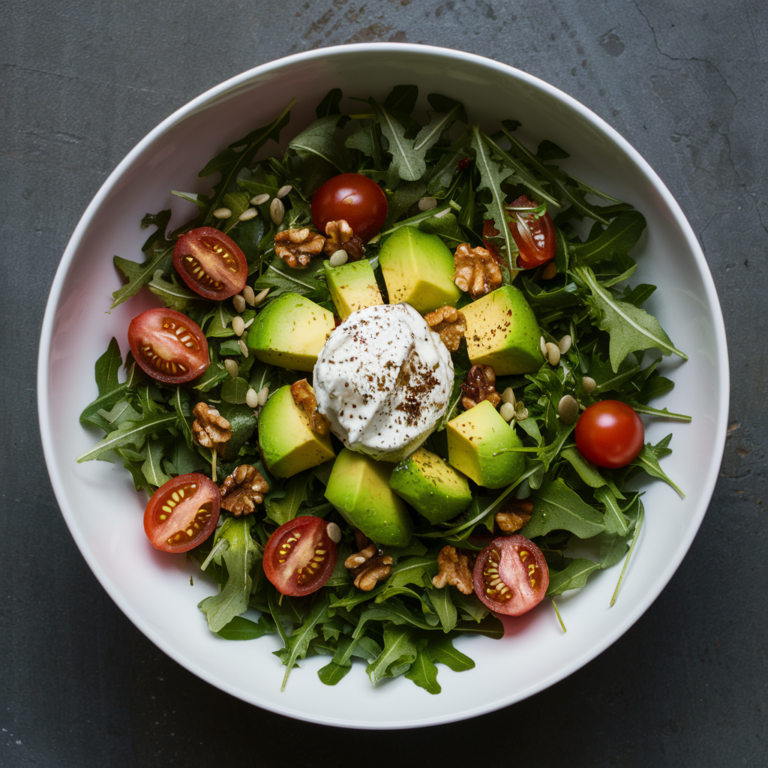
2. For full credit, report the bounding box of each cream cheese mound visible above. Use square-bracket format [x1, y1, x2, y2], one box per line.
[313, 303, 455, 462]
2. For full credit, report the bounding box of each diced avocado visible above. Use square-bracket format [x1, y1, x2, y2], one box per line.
[324, 260, 384, 320]
[258, 385, 335, 478]
[389, 447, 472, 524]
[446, 400, 525, 489]
[247, 292, 334, 372]
[325, 448, 413, 546]
[378, 226, 461, 314]
[461, 285, 543, 375]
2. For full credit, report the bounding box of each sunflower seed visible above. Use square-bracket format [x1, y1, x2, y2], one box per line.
[515, 402, 529, 421]
[243, 317, 254, 329]
[213, 207, 232, 219]
[242, 285, 255, 306]
[326, 522, 342, 544]
[582, 376, 597, 394]
[232, 294, 246, 313]
[224, 359, 239, 378]
[545, 342, 561, 366]
[277, 185, 292, 198]
[254, 288, 270, 306]
[239, 208, 258, 221]
[238, 339, 249, 358]
[257, 386, 270, 407]
[501, 387, 516, 407]
[250, 193, 270, 206]
[246, 388, 259, 408]
[232, 316, 245, 337]
[558, 335, 572, 355]
[270, 197, 285, 225]
[418, 196, 438, 211]
[329, 250, 348, 267]
[540, 336, 547, 359]
[433, 207, 451, 219]
[558, 394, 579, 424]
[500, 402, 515, 422]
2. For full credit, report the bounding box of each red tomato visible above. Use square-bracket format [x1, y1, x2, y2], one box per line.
[473, 535, 549, 616]
[483, 194, 556, 269]
[144, 473, 220, 553]
[128, 308, 209, 384]
[263, 516, 338, 596]
[575, 400, 645, 469]
[311, 173, 387, 242]
[173, 227, 248, 300]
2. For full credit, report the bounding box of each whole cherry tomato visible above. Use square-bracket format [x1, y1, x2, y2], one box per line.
[144, 473, 220, 553]
[473, 535, 549, 616]
[575, 400, 645, 469]
[311, 173, 387, 242]
[263, 516, 339, 596]
[483, 194, 556, 269]
[128, 308, 209, 384]
[173, 227, 248, 300]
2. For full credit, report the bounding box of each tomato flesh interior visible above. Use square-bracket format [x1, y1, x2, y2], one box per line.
[179, 235, 241, 294]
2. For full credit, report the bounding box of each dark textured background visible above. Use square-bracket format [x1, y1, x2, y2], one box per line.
[4, 0, 766, 764]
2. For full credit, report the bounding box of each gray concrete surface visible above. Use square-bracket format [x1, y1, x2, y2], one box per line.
[2, 0, 766, 764]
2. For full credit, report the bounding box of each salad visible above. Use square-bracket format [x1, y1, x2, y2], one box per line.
[77, 85, 689, 694]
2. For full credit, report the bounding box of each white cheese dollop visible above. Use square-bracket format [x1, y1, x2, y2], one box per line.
[313, 303, 455, 462]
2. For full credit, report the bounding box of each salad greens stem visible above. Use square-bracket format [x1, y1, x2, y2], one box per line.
[551, 599, 567, 633]
[610, 504, 645, 607]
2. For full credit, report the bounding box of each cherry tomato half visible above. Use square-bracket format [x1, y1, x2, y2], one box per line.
[144, 473, 220, 553]
[128, 308, 209, 384]
[311, 173, 387, 242]
[263, 516, 338, 596]
[575, 400, 644, 469]
[173, 227, 248, 300]
[483, 194, 556, 269]
[473, 535, 549, 616]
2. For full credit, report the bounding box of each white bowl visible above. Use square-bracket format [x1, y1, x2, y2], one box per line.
[38, 44, 729, 729]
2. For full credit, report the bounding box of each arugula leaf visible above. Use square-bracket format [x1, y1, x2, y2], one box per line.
[366, 625, 417, 684]
[148, 269, 199, 311]
[288, 114, 349, 173]
[595, 486, 630, 536]
[547, 558, 602, 596]
[80, 338, 128, 427]
[198, 517, 261, 632]
[405, 640, 441, 694]
[429, 635, 475, 671]
[276, 595, 329, 691]
[76, 412, 176, 463]
[264, 472, 309, 526]
[561, 446, 606, 489]
[215, 615, 275, 641]
[316, 88, 342, 118]
[630, 435, 685, 497]
[522, 478, 605, 539]
[141, 437, 172, 488]
[425, 586, 457, 633]
[372, 101, 426, 182]
[471, 126, 517, 272]
[572, 211, 646, 265]
[575, 266, 687, 370]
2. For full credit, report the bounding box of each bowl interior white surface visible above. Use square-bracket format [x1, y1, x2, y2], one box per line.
[38, 44, 728, 729]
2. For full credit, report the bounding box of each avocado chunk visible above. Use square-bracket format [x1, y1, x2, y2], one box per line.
[446, 400, 525, 489]
[389, 447, 472, 524]
[324, 260, 384, 320]
[378, 226, 461, 314]
[258, 384, 335, 478]
[461, 285, 543, 375]
[325, 448, 413, 546]
[247, 292, 334, 372]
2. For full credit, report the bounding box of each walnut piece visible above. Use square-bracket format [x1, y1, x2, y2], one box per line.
[496, 498, 534, 533]
[274, 227, 326, 269]
[452, 243, 503, 298]
[323, 219, 364, 261]
[461, 364, 502, 410]
[432, 545, 474, 594]
[424, 305, 467, 352]
[192, 402, 231, 450]
[344, 544, 393, 591]
[290, 379, 331, 435]
[219, 465, 270, 516]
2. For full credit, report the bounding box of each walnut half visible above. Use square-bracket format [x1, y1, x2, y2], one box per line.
[192, 402, 231, 450]
[424, 305, 467, 352]
[220, 465, 270, 516]
[323, 219, 364, 261]
[495, 498, 533, 533]
[432, 545, 474, 594]
[290, 379, 330, 435]
[461, 364, 502, 410]
[453, 243, 503, 298]
[344, 544, 393, 591]
[274, 228, 326, 269]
